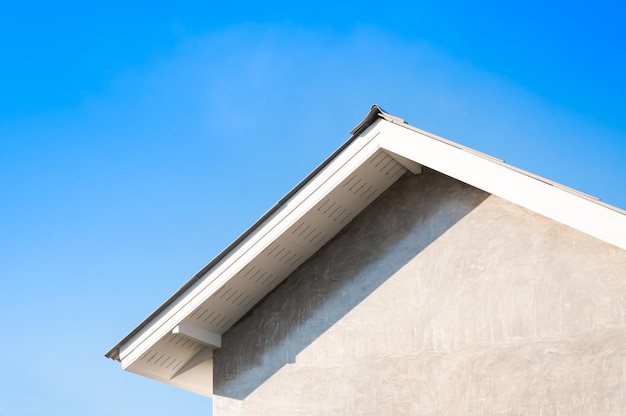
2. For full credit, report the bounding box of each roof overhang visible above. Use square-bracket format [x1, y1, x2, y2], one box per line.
[106, 105, 626, 397]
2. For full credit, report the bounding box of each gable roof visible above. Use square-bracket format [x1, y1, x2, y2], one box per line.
[105, 105, 626, 397]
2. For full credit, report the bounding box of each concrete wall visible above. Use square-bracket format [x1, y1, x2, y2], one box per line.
[213, 168, 626, 415]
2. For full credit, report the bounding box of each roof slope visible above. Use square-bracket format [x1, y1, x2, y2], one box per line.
[106, 105, 626, 397]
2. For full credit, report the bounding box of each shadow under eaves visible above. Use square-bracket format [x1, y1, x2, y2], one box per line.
[213, 168, 489, 400]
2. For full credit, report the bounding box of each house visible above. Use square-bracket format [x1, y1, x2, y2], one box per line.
[106, 105, 626, 414]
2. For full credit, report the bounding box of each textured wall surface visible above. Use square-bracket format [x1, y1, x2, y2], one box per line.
[213, 168, 626, 415]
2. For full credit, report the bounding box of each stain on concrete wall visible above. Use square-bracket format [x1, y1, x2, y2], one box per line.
[213, 168, 626, 415]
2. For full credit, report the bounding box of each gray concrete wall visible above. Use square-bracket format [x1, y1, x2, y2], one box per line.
[213, 168, 626, 415]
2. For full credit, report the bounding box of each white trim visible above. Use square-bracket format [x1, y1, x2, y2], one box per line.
[110, 111, 626, 398]
[118, 117, 626, 369]
[118, 123, 387, 367]
[377, 120, 626, 251]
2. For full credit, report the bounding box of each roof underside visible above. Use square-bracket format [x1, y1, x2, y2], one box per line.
[121, 149, 411, 395]
[106, 105, 626, 397]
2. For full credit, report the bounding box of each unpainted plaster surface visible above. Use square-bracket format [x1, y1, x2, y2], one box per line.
[213, 169, 626, 415]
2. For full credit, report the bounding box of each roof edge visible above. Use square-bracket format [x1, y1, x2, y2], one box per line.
[349, 104, 406, 136]
[107, 104, 626, 362]
[105, 105, 389, 361]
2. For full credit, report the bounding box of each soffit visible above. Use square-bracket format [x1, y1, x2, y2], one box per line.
[114, 134, 413, 396]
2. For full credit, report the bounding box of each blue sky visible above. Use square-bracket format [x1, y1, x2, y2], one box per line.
[1, 1, 625, 415]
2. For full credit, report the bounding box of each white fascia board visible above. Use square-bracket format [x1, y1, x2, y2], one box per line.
[118, 122, 389, 366]
[377, 120, 626, 251]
